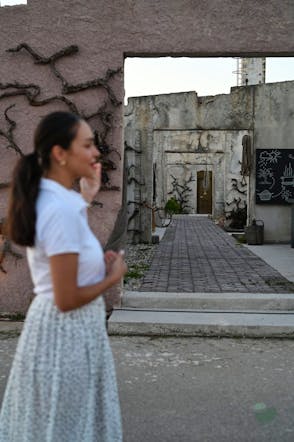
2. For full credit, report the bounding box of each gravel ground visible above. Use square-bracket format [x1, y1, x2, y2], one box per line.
[124, 243, 158, 290]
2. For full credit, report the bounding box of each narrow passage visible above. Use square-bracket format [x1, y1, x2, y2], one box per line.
[140, 216, 294, 293]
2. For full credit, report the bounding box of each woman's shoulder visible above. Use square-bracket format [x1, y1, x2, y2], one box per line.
[37, 195, 64, 222]
[38, 188, 78, 214]
[35, 191, 84, 253]
[35, 202, 84, 252]
[36, 190, 81, 233]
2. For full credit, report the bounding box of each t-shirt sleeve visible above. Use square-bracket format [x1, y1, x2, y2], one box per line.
[38, 204, 82, 257]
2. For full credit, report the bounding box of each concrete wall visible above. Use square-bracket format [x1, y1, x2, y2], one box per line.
[125, 81, 294, 243]
[250, 82, 294, 242]
[1, 0, 294, 312]
[124, 91, 251, 241]
[153, 129, 249, 218]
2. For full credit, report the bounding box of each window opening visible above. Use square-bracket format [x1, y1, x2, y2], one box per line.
[0, 0, 27, 6]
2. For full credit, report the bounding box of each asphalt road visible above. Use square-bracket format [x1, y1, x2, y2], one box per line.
[1, 334, 294, 442]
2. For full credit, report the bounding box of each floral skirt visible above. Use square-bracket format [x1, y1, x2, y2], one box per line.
[0, 295, 122, 442]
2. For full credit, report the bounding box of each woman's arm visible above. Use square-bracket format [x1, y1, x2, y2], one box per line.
[49, 252, 127, 312]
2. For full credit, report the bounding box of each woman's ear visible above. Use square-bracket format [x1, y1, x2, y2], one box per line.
[51, 145, 68, 165]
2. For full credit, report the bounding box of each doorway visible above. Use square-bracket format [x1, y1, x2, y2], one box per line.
[197, 171, 212, 214]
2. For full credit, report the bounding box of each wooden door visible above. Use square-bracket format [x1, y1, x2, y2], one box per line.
[197, 171, 212, 214]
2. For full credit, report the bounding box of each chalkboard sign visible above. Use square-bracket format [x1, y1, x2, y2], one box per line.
[256, 149, 294, 204]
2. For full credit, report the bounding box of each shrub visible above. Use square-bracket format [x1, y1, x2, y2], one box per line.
[164, 197, 182, 214]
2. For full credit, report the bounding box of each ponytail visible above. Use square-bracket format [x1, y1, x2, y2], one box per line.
[7, 153, 42, 246]
[6, 111, 81, 247]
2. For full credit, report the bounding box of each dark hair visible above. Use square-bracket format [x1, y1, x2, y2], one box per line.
[7, 111, 82, 246]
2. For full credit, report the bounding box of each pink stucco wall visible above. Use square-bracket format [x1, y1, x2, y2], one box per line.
[1, 0, 294, 313]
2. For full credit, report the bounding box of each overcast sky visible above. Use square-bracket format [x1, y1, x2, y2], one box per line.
[124, 57, 294, 103]
[0, 0, 26, 4]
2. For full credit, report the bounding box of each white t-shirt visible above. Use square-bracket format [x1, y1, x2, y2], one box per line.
[27, 178, 106, 298]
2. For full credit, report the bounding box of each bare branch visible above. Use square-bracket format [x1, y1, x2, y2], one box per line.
[0, 105, 23, 156]
[7, 43, 79, 65]
[1, 43, 123, 210]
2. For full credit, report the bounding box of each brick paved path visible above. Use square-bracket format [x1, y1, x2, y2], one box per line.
[140, 216, 294, 293]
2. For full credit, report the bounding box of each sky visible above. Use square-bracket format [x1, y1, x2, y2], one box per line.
[0, 0, 26, 4]
[124, 57, 294, 103]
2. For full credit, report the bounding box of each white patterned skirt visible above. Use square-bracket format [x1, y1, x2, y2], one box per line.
[0, 295, 122, 442]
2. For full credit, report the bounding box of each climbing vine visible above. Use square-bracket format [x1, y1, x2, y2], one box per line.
[0, 218, 23, 274]
[0, 42, 122, 188]
[225, 178, 247, 229]
[0, 43, 123, 271]
[225, 198, 247, 229]
[167, 173, 195, 213]
[0, 104, 24, 157]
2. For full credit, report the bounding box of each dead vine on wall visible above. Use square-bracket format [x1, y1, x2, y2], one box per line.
[0, 42, 122, 188]
[0, 43, 123, 272]
[225, 178, 247, 229]
[125, 141, 145, 236]
[168, 173, 195, 213]
[0, 218, 23, 274]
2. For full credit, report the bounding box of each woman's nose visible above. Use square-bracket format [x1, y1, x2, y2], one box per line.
[94, 145, 101, 158]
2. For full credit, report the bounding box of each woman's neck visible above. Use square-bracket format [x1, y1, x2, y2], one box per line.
[43, 170, 73, 189]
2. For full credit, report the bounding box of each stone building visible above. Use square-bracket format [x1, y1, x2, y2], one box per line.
[125, 81, 294, 244]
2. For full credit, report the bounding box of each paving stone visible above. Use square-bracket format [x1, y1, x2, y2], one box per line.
[139, 216, 294, 293]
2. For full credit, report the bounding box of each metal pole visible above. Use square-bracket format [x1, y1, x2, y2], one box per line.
[292, 206, 294, 248]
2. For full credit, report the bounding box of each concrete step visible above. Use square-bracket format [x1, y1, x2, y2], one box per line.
[108, 308, 294, 338]
[122, 291, 294, 311]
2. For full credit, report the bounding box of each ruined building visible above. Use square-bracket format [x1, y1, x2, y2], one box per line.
[125, 81, 294, 244]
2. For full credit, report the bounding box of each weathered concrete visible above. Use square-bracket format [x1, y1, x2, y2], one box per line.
[125, 81, 294, 243]
[153, 128, 248, 217]
[0, 321, 23, 333]
[1, 0, 294, 312]
[122, 292, 294, 311]
[109, 309, 294, 338]
[245, 244, 294, 282]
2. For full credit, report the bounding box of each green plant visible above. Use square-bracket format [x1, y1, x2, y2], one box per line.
[124, 263, 149, 282]
[164, 197, 181, 215]
[235, 234, 246, 244]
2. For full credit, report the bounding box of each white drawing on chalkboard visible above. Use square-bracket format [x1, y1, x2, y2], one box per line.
[257, 168, 274, 186]
[257, 189, 274, 201]
[257, 150, 280, 192]
[281, 189, 292, 201]
[257, 150, 294, 203]
[281, 163, 294, 186]
[280, 162, 294, 202]
[259, 149, 282, 166]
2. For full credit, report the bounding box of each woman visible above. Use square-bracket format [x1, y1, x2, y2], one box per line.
[0, 111, 127, 441]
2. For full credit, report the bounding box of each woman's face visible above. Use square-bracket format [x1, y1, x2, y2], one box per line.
[65, 120, 100, 179]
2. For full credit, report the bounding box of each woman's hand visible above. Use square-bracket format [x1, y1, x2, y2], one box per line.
[80, 162, 102, 203]
[104, 250, 128, 283]
[50, 251, 127, 312]
[104, 250, 118, 274]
